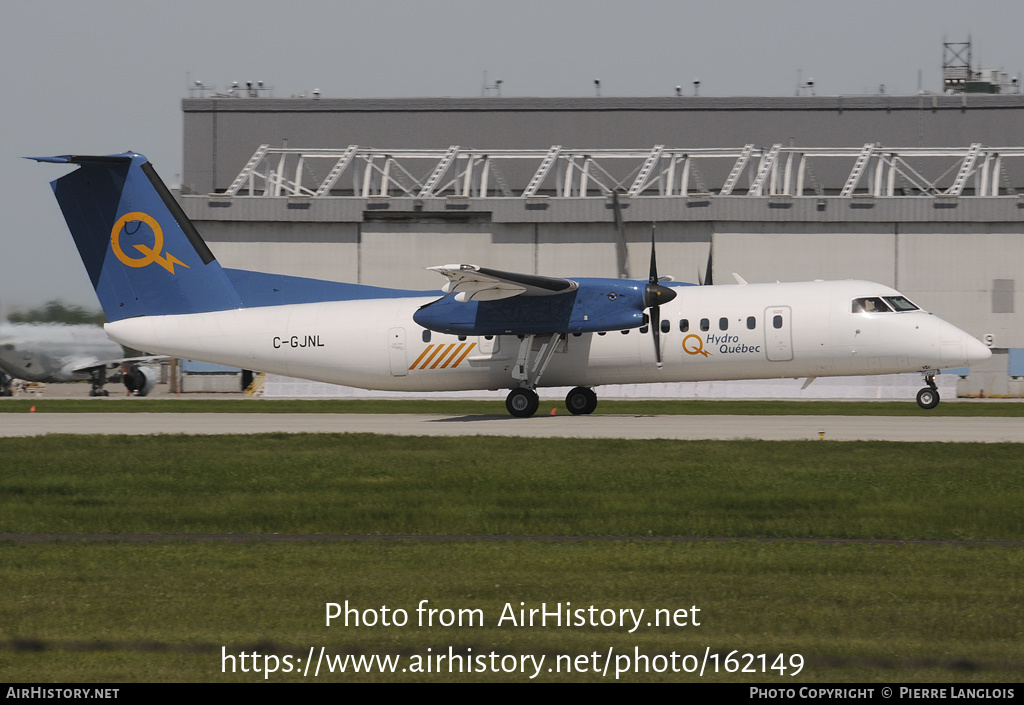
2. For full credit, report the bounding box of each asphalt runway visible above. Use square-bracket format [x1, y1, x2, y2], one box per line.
[1, 412, 1022, 442]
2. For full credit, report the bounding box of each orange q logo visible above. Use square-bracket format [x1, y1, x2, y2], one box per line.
[682, 334, 711, 357]
[110, 212, 188, 274]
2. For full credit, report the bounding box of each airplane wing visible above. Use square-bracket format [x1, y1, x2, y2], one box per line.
[70, 355, 167, 373]
[427, 264, 578, 302]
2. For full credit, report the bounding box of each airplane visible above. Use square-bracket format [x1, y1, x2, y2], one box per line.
[33, 151, 991, 417]
[0, 321, 158, 397]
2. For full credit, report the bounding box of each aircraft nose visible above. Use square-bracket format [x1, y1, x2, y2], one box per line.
[936, 318, 992, 367]
[965, 334, 992, 365]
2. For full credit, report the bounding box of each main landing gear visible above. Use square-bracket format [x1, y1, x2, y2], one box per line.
[505, 388, 540, 418]
[916, 371, 939, 410]
[502, 333, 599, 418]
[504, 386, 599, 418]
[87, 366, 109, 397]
[565, 386, 598, 415]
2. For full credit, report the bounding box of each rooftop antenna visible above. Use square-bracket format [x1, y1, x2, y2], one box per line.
[188, 79, 209, 98]
[693, 78, 700, 96]
[481, 71, 503, 97]
[943, 36, 972, 93]
[226, 80, 274, 98]
[594, 79, 601, 97]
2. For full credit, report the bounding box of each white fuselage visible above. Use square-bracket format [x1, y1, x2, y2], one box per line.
[0, 324, 122, 383]
[103, 279, 990, 393]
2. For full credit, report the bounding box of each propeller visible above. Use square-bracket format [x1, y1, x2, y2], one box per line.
[643, 225, 677, 367]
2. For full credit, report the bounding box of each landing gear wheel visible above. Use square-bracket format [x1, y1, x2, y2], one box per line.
[506, 388, 540, 418]
[565, 386, 598, 415]
[916, 387, 940, 410]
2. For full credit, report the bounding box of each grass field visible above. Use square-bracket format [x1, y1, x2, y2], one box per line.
[2, 434, 1022, 682]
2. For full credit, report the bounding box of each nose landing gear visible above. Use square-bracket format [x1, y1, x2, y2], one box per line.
[916, 372, 939, 410]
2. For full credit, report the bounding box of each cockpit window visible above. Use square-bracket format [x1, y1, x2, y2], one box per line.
[883, 296, 920, 312]
[851, 297, 893, 314]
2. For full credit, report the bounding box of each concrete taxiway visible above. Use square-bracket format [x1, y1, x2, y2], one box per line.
[1, 412, 1021, 442]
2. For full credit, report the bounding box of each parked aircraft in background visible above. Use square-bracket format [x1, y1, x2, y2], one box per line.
[34, 152, 991, 416]
[0, 322, 158, 397]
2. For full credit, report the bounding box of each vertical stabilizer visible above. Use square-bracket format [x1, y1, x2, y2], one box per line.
[33, 153, 242, 321]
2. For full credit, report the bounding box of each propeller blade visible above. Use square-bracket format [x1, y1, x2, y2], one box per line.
[649, 224, 658, 285]
[651, 305, 663, 367]
[645, 224, 672, 368]
[644, 224, 676, 307]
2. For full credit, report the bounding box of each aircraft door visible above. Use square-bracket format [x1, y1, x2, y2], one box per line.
[764, 306, 793, 361]
[388, 327, 407, 376]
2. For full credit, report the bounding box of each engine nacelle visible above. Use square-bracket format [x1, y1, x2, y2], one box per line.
[122, 364, 157, 396]
[412, 279, 666, 336]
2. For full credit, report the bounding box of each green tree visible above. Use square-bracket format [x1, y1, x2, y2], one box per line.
[7, 300, 106, 325]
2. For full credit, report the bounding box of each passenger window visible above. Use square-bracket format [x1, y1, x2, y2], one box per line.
[422, 330, 431, 343]
[700, 318, 710, 332]
[458, 335, 467, 341]
[773, 315, 783, 329]
[679, 319, 689, 333]
[852, 297, 893, 313]
[639, 326, 648, 334]
[746, 316, 756, 330]
[661, 320, 670, 334]
[621, 329, 630, 335]
[719, 317, 729, 331]
[598, 331, 606, 336]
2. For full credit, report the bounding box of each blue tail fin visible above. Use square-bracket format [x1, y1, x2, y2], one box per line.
[33, 152, 242, 322]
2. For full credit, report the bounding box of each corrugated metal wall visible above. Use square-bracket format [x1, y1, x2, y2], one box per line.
[182, 95, 1024, 194]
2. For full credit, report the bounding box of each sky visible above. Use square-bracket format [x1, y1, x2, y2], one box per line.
[3, 0, 1023, 314]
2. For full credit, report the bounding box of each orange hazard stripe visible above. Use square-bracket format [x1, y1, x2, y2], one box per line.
[408, 341, 479, 371]
[417, 346, 443, 369]
[439, 343, 468, 368]
[450, 342, 477, 367]
[419, 345, 445, 368]
[430, 343, 457, 369]
[408, 344, 434, 370]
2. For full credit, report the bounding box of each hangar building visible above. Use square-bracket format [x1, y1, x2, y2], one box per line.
[178, 95, 1024, 395]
